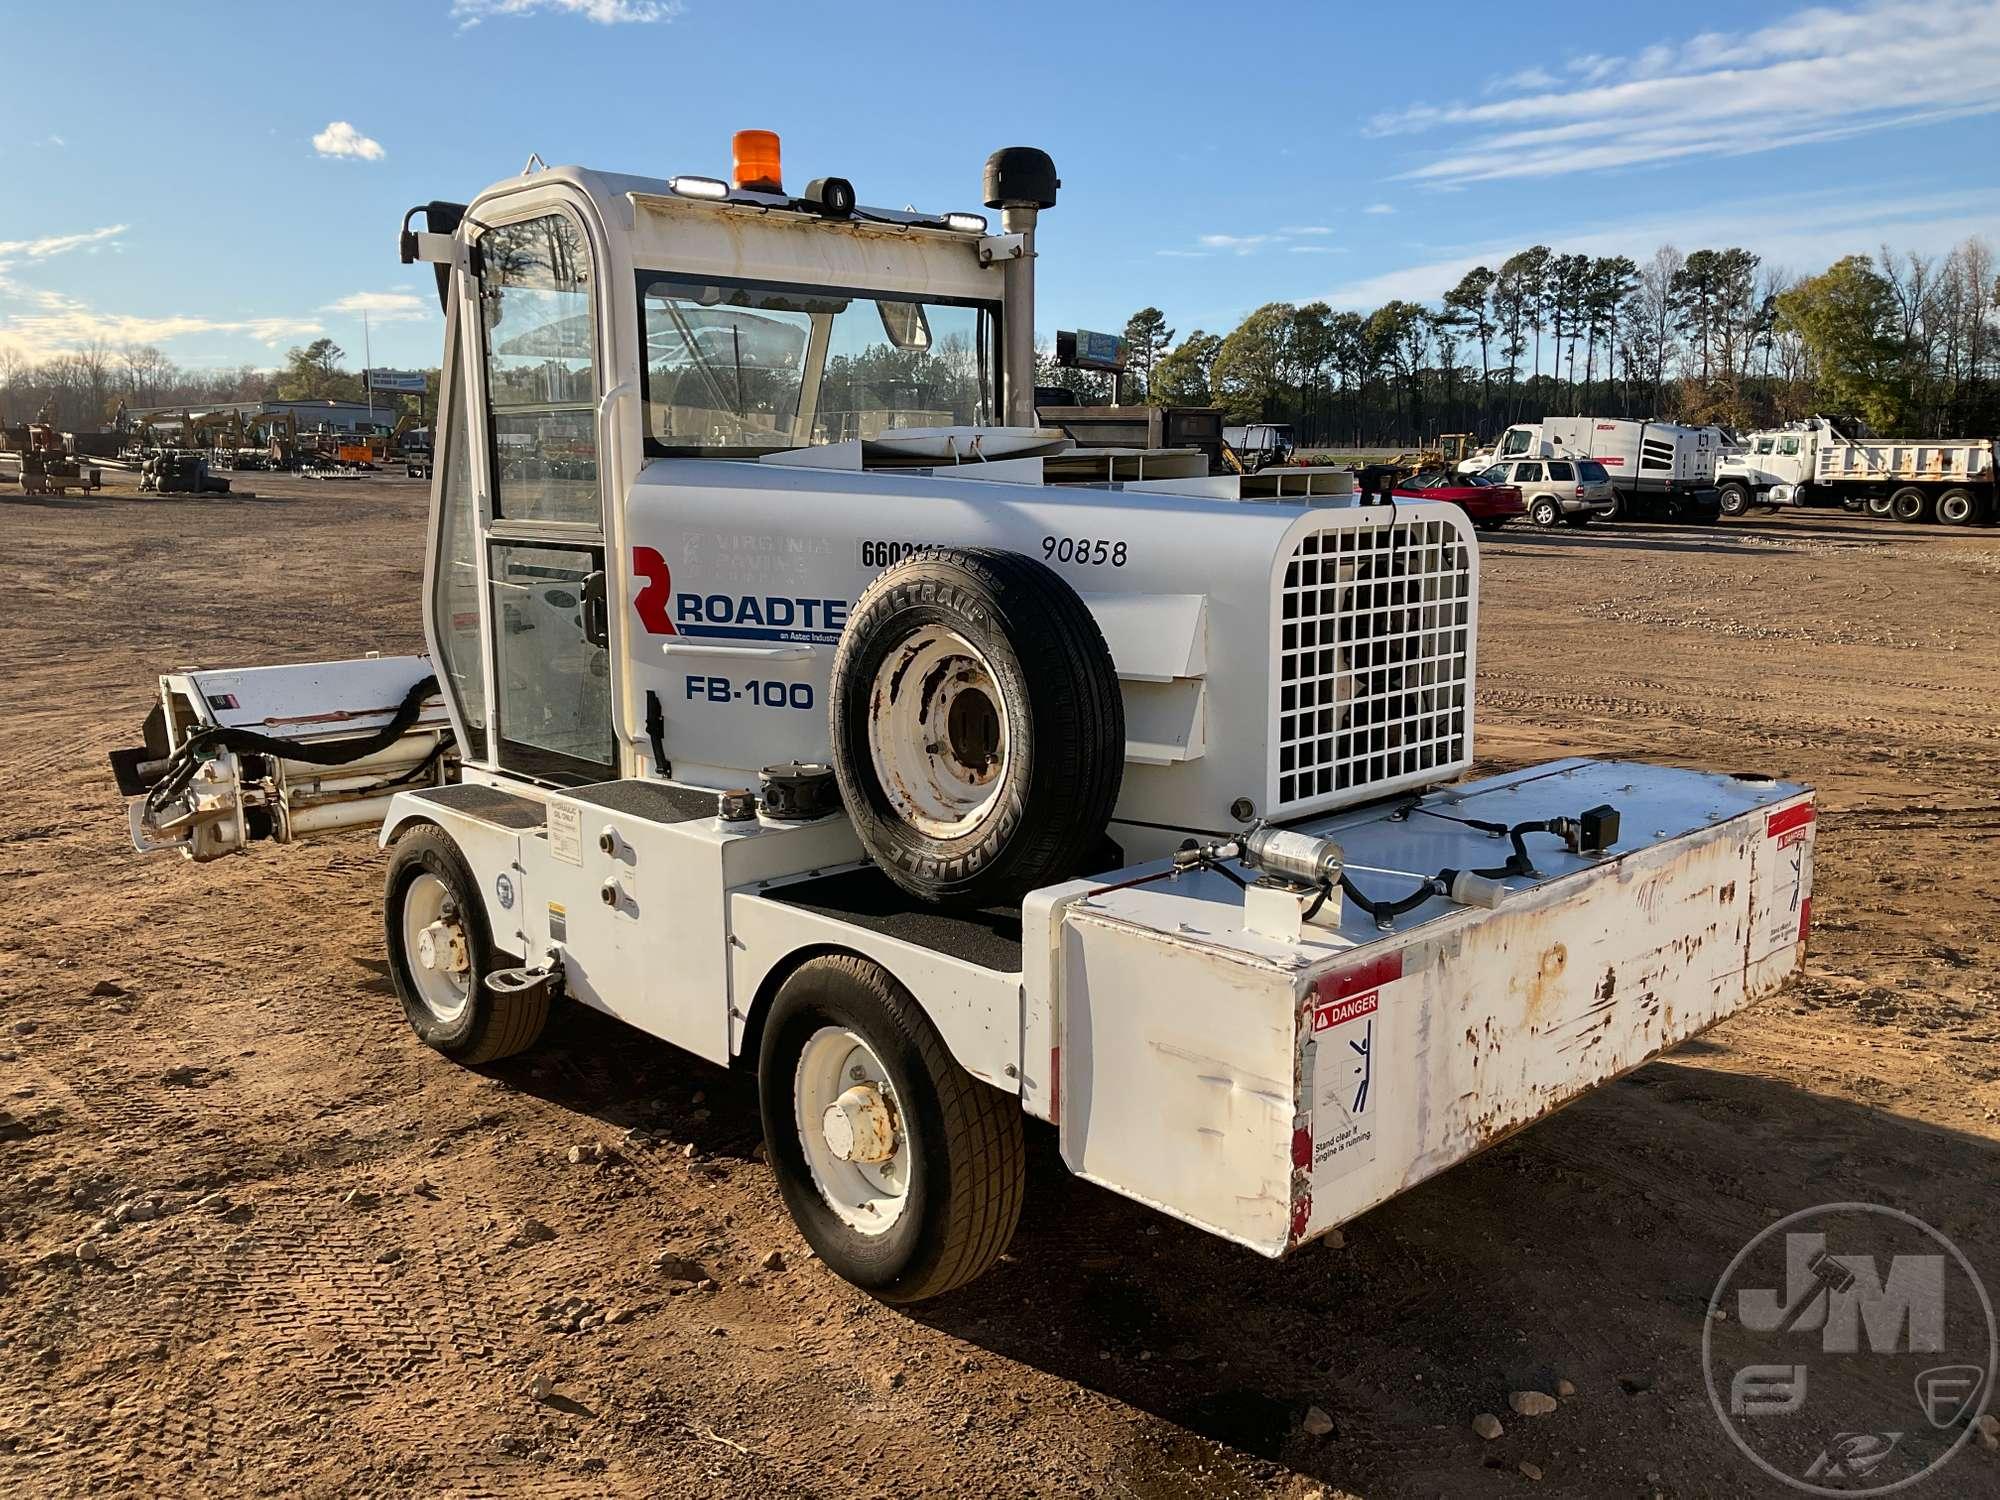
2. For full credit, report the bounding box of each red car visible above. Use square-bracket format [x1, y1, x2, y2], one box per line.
[1392, 470, 1524, 531]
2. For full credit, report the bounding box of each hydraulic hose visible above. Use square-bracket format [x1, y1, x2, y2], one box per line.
[146, 674, 444, 812]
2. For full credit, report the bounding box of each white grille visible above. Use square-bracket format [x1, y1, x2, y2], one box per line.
[1275, 514, 1473, 811]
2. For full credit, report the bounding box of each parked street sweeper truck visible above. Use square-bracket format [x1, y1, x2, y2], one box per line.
[113, 136, 1815, 1302]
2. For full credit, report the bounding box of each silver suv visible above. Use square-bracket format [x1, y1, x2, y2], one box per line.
[1480, 457, 1617, 526]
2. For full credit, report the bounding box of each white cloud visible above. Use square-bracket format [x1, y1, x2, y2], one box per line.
[1316, 185, 2000, 309]
[451, 0, 679, 24]
[1486, 66, 1557, 95]
[325, 291, 431, 323]
[1165, 227, 1341, 258]
[1287, 245, 1347, 255]
[312, 121, 385, 161]
[0, 286, 322, 363]
[1362, 203, 1395, 215]
[1199, 233, 1278, 254]
[1369, 0, 2000, 185]
[0, 225, 127, 263]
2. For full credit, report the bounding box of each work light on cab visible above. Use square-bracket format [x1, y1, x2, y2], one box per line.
[667, 174, 729, 201]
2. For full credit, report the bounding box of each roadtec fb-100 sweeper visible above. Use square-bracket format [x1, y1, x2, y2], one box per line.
[114, 136, 1816, 1302]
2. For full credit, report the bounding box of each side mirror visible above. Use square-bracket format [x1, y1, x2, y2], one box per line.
[878, 300, 932, 352]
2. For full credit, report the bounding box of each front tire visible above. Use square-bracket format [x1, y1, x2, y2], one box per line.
[1718, 483, 1751, 518]
[758, 955, 1024, 1302]
[384, 825, 547, 1063]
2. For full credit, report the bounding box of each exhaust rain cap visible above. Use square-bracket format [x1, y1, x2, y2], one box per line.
[982, 147, 1058, 211]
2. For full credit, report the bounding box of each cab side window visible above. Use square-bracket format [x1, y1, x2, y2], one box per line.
[1754, 436, 1775, 454]
[1778, 435, 1801, 456]
[1500, 429, 1532, 457]
[430, 356, 486, 759]
[480, 214, 599, 526]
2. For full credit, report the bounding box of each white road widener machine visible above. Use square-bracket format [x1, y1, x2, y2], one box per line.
[117, 135, 1815, 1302]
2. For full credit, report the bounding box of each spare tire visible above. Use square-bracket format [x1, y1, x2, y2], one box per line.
[829, 547, 1124, 905]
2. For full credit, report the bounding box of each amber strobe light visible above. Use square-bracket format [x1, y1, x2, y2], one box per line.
[731, 130, 783, 193]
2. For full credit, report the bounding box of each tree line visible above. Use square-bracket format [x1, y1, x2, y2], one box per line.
[1046, 238, 1999, 445]
[0, 337, 429, 431]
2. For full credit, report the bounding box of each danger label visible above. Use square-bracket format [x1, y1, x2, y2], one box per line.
[1765, 802, 1815, 850]
[1307, 988, 1381, 1182]
[1314, 990, 1379, 1032]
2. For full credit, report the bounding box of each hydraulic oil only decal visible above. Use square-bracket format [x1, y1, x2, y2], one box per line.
[547, 802, 582, 867]
[1308, 953, 1401, 1182]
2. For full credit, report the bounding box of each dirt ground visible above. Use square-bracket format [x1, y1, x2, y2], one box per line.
[2, 471, 1997, 1499]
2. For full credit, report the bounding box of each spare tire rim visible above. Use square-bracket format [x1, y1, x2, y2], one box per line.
[866, 625, 1011, 839]
[794, 1026, 909, 1234]
[403, 872, 472, 1023]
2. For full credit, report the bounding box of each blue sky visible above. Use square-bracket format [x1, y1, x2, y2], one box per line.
[3, 0, 1996, 373]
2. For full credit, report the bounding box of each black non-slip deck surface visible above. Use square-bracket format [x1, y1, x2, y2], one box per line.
[564, 779, 720, 824]
[767, 867, 1024, 973]
[416, 782, 547, 830]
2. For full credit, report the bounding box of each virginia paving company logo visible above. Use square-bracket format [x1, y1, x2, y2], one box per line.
[1704, 1202, 1996, 1495]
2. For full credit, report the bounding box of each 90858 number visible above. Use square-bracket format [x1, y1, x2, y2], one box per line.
[1042, 536, 1128, 567]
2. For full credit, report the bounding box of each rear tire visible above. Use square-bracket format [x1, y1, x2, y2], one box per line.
[758, 954, 1024, 1302]
[1718, 483, 1751, 518]
[384, 825, 546, 1064]
[829, 547, 1124, 907]
[1529, 496, 1562, 528]
[1936, 488, 1979, 527]
[1864, 492, 1895, 518]
[1890, 486, 1933, 524]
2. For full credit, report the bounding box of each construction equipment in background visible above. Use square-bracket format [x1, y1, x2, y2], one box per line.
[13, 420, 102, 496]
[1036, 401, 1223, 474]
[1716, 415, 1996, 526]
[139, 450, 231, 496]
[1221, 423, 1295, 473]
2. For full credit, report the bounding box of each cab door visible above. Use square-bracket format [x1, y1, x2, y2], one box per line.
[475, 209, 617, 785]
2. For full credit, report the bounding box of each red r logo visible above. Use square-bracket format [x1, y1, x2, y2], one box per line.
[632, 546, 675, 634]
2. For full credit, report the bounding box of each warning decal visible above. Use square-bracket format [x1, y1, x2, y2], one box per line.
[1762, 802, 1814, 952]
[548, 801, 582, 866]
[1306, 954, 1400, 1183]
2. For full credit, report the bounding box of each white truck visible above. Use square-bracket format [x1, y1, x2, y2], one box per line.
[1714, 415, 1995, 526]
[1460, 417, 1726, 523]
[112, 136, 1815, 1303]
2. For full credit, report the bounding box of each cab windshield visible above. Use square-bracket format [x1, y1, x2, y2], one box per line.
[638, 274, 999, 455]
